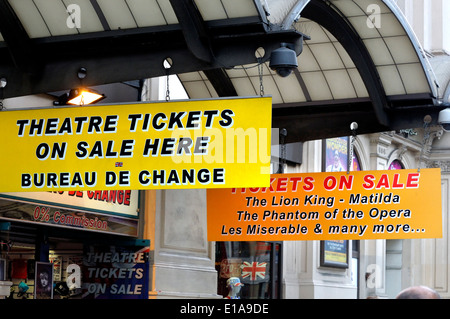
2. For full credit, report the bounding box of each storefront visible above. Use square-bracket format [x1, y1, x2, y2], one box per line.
[0, 0, 447, 302]
[0, 190, 149, 299]
[216, 241, 282, 299]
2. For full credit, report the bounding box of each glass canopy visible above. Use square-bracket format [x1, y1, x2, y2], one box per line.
[0, 0, 441, 141]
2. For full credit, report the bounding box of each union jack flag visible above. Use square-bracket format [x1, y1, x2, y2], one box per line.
[241, 261, 267, 281]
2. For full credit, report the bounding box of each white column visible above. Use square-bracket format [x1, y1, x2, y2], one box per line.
[423, 0, 445, 54]
[283, 140, 356, 299]
[141, 78, 219, 299]
[443, 0, 450, 54]
[147, 189, 220, 298]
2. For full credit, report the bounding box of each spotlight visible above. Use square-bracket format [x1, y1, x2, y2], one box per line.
[55, 88, 105, 106]
[67, 88, 105, 105]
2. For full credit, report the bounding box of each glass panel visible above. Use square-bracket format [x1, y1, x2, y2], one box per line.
[183, 81, 215, 99]
[62, 0, 104, 33]
[377, 13, 406, 37]
[156, 0, 178, 24]
[275, 76, 308, 103]
[33, 0, 77, 36]
[195, 0, 227, 21]
[249, 75, 283, 103]
[298, 45, 321, 72]
[222, 0, 258, 19]
[97, 0, 137, 30]
[230, 77, 258, 97]
[226, 66, 249, 78]
[348, 16, 380, 39]
[397, 64, 430, 94]
[299, 21, 332, 44]
[347, 68, 369, 98]
[354, 0, 391, 14]
[384, 36, 420, 64]
[127, 0, 168, 27]
[309, 43, 345, 70]
[324, 70, 357, 99]
[216, 241, 281, 299]
[376, 65, 406, 95]
[331, 0, 364, 17]
[8, 0, 51, 38]
[178, 71, 204, 82]
[302, 71, 333, 101]
[334, 42, 356, 68]
[363, 38, 394, 65]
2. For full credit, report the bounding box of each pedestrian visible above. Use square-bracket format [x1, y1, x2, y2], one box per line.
[396, 286, 440, 299]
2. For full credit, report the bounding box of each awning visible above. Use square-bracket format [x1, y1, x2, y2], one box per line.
[0, 0, 444, 142]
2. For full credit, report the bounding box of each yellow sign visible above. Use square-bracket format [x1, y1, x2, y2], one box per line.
[206, 169, 442, 241]
[0, 97, 272, 191]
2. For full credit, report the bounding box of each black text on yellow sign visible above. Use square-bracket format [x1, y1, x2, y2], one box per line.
[0, 97, 272, 191]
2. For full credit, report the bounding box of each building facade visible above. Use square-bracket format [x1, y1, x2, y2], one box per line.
[141, 0, 450, 299]
[0, 0, 448, 300]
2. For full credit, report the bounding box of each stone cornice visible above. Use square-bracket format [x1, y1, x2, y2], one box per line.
[426, 160, 450, 172]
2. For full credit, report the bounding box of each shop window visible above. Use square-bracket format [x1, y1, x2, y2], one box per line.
[389, 160, 404, 170]
[216, 241, 281, 299]
[352, 151, 361, 172]
[0, 241, 84, 299]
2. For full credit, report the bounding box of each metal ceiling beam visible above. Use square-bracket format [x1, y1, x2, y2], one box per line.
[301, 0, 391, 128]
[273, 99, 380, 142]
[282, 0, 311, 29]
[89, 0, 111, 31]
[272, 98, 444, 142]
[169, 0, 213, 63]
[0, 18, 304, 99]
[293, 68, 312, 102]
[0, 0, 37, 73]
[203, 68, 238, 97]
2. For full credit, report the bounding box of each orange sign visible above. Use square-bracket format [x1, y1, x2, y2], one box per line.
[206, 168, 442, 241]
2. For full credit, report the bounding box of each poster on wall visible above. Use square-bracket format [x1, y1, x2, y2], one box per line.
[322, 138, 354, 267]
[324, 137, 348, 172]
[0, 97, 271, 192]
[34, 262, 54, 299]
[323, 137, 361, 172]
[320, 240, 348, 268]
[206, 169, 442, 241]
[82, 243, 149, 299]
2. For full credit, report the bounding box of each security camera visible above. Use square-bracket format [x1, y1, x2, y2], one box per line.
[269, 43, 298, 77]
[438, 108, 450, 132]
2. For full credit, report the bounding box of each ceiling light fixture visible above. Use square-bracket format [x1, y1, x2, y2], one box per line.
[54, 88, 105, 106]
[66, 88, 105, 105]
[54, 67, 106, 106]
